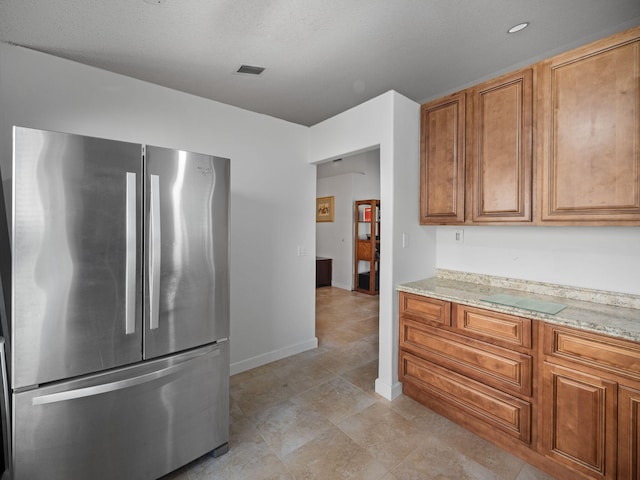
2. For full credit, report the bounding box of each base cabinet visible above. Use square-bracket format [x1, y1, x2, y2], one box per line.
[542, 324, 640, 480]
[399, 292, 640, 480]
[399, 292, 535, 453]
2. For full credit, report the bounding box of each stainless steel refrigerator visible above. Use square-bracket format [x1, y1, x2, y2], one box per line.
[1, 126, 230, 479]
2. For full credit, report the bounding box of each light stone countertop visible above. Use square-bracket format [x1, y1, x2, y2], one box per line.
[397, 269, 640, 343]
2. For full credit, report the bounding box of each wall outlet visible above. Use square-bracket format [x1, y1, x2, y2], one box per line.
[454, 229, 464, 244]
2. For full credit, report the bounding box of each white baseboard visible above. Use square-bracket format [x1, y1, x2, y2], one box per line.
[331, 281, 352, 290]
[374, 378, 403, 400]
[230, 337, 319, 375]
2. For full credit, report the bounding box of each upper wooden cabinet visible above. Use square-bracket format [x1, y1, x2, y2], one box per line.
[419, 92, 466, 224]
[419, 69, 534, 225]
[538, 27, 640, 223]
[419, 25, 640, 226]
[468, 68, 533, 223]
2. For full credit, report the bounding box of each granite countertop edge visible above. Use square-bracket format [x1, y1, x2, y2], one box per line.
[397, 270, 640, 343]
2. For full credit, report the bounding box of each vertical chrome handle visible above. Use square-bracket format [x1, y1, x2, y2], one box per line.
[149, 174, 161, 330]
[0, 338, 11, 474]
[125, 172, 137, 335]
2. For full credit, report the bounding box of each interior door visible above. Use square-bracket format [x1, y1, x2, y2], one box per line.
[144, 146, 229, 359]
[11, 127, 143, 389]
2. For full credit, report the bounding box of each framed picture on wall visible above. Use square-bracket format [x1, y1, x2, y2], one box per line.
[316, 196, 335, 222]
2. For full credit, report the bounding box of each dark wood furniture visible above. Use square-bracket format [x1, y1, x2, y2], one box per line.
[315, 257, 332, 288]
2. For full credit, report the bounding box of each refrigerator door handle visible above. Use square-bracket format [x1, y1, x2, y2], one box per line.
[32, 346, 221, 406]
[0, 338, 11, 476]
[149, 174, 161, 330]
[125, 172, 137, 335]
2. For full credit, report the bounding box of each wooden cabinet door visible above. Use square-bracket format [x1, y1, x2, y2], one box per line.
[469, 68, 533, 222]
[542, 363, 617, 480]
[539, 27, 640, 223]
[619, 385, 640, 480]
[420, 92, 466, 224]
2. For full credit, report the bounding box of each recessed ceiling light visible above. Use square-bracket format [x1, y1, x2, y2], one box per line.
[507, 22, 529, 34]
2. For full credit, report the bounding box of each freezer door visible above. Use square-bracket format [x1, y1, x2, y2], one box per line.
[144, 146, 229, 358]
[12, 342, 229, 480]
[11, 127, 143, 389]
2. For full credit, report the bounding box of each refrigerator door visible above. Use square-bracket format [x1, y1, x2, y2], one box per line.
[144, 146, 229, 359]
[12, 342, 229, 480]
[11, 127, 143, 389]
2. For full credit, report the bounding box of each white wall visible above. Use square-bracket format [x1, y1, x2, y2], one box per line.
[436, 226, 640, 295]
[309, 91, 429, 400]
[316, 150, 380, 290]
[351, 151, 381, 200]
[316, 173, 355, 290]
[0, 43, 317, 374]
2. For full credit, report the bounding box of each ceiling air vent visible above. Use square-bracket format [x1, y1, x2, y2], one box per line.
[236, 65, 266, 76]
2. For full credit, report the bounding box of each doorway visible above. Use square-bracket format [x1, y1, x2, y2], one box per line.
[314, 148, 381, 377]
[315, 148, 380, 291]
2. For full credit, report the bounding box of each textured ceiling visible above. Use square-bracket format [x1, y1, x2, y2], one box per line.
[1, 0, 639, 126]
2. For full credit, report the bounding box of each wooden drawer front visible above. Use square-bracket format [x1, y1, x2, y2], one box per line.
[544, 325, 640, 381]
[400, 319, 532, 396]
[399, 351, 531, 443]
[454, 304, 531, 349]
[399, 293, 451, 327]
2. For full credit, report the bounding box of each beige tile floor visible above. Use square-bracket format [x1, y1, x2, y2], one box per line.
[162, 287, 556, 480]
